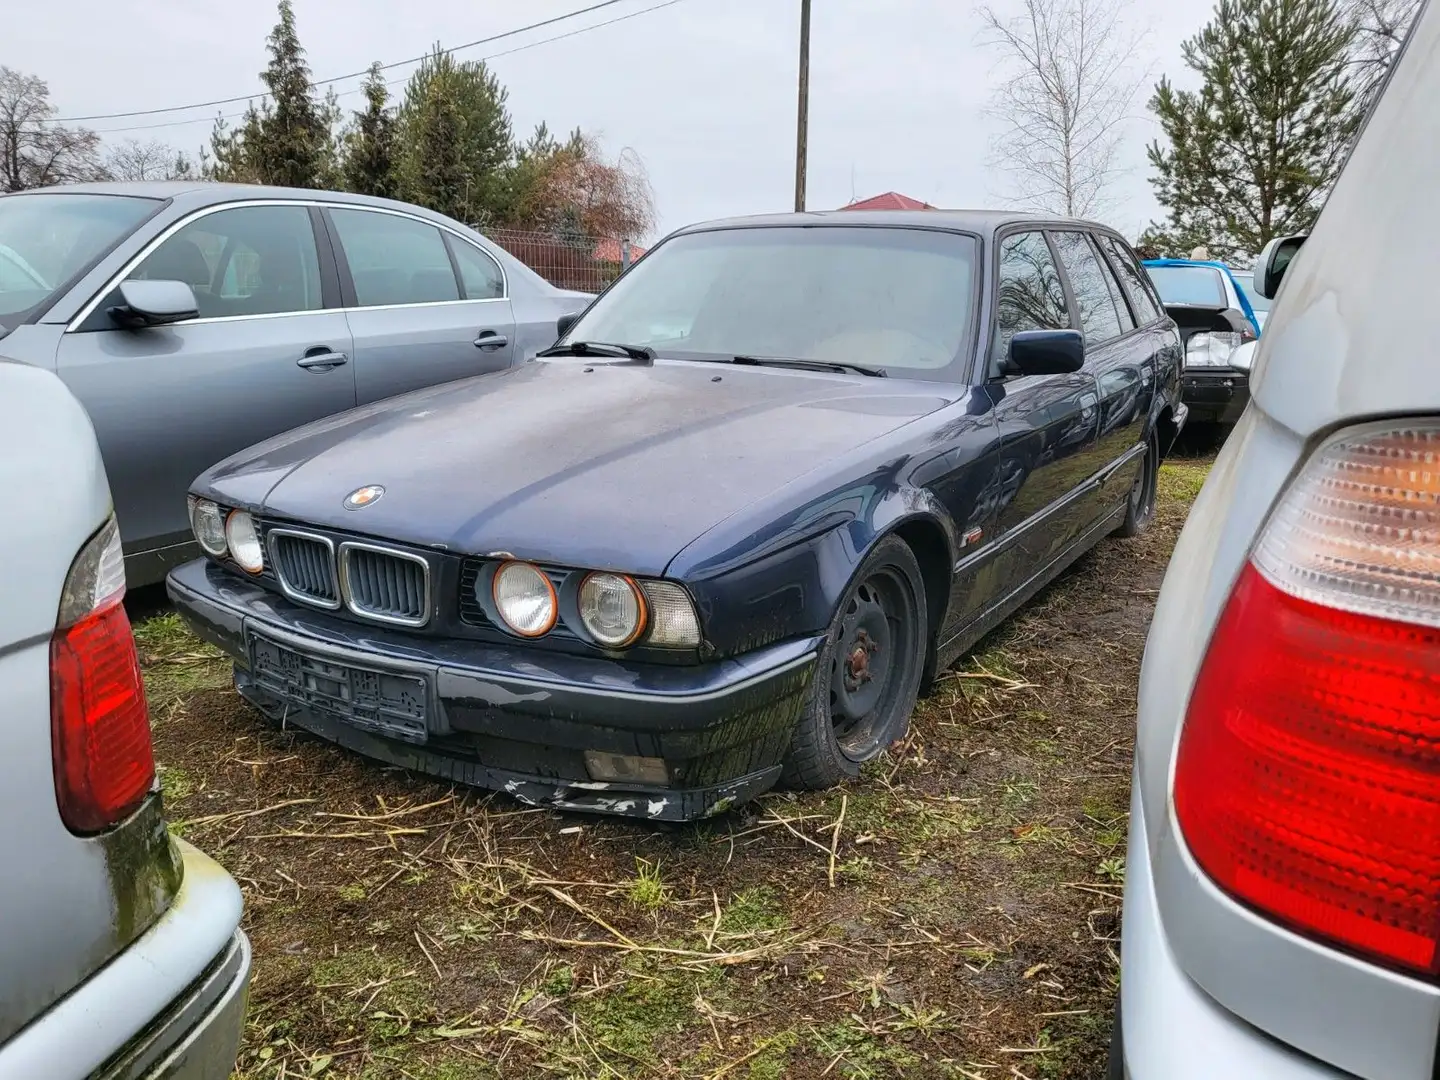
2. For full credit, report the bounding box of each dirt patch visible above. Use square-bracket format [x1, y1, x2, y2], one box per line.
[139, 458, 1212, 1080]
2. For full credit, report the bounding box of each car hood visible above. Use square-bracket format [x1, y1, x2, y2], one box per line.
[200, 359, 958, 577]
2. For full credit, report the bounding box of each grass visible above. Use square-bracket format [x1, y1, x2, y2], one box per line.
[137, 452, 1215, 1079]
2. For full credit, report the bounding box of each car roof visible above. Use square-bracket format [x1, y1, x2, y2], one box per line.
[8, 180, 471, 218]
[672, 209, 1126, 238]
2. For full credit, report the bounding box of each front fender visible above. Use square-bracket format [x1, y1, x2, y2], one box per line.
[681, 482, 956, 661]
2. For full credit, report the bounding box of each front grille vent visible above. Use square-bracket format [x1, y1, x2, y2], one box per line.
[340, 543, 430, 628]
[269, 530, 339, 609]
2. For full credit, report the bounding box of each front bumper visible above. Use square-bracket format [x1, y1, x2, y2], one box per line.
[1117, 782, 1350, 1079]
[0, 841, 250, 1080]
[1180, 368, 1250, 425]
[167, 559, 820, 821]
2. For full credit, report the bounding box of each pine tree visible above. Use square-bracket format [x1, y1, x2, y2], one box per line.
[340, 63, 396, 198]
[396, 47, 514, 223]
[1143, 0, 1361, 261]
[211, 1, 334, 188]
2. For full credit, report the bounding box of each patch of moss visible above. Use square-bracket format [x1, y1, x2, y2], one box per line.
[720, 886, 787, 933]
[808, 1016, 922, 1078]
[566, 955, 718, 1065]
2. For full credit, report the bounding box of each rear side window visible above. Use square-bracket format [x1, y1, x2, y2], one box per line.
[330, 209, 460, 307]
[1146, 264, 1226, 307]
[446, 235, 505, 300]
[993, 231, 1070, 362]
[1050, 230, 1125, 344]
[1100, 237, 1162, 324]
[132, 204, 323, 319]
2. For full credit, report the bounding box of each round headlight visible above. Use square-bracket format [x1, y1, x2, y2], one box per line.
[225, 510, 264, 574]
[492, 561, 557, 637]
[579, 572, 647, 648]
[189, 497, 228, 557]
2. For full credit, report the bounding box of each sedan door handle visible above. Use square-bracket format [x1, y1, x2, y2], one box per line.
[474, 332, 509, 351]
[297, 349, 349, 370]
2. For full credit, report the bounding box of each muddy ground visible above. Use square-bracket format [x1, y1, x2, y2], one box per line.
[133, 454, 1213, 1080]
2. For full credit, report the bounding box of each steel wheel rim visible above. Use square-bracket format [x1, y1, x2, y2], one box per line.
[828, 567, 914, 760]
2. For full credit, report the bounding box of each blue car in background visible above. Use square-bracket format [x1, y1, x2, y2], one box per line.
[1144, 258, 1260, 427]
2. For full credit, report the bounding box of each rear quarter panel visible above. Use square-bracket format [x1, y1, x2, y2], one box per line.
[0, 361, 181, 1046]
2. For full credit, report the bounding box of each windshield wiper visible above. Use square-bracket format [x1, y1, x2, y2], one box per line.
[731, 354, 887, 378]
[537, 340, 656, 362]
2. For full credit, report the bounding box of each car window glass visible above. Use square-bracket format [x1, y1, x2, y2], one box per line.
[132, 205, 322, 319]
[1145, 264, 1226, 307]
[1232, 272, 1270, 313]
[993, 231, 1070, 362]
[1051, 230, 1124, 344]
[446, 235, 505, 300]
[1101, 237, 1162, 324]
[330, 209, 460, 306]
[1090, 235, 1135, 332]
[565, 226, 979, 378]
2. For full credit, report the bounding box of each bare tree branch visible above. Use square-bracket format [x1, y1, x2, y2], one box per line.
[104, 139, 195, 182]
[978, 0, 1148, 217]
[0, 66, 107, 191]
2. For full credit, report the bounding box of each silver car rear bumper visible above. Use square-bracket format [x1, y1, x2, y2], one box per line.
[1118, 781, 1351, 1079]
[0, 841, 250, 1079]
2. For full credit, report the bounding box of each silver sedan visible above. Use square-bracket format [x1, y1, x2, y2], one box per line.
[0, 182, 592, 586]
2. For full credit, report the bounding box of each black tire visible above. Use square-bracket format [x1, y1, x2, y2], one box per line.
[1116, 428, 1159, 538]
[781, 536, 927, 790]
[1106, 1001, 1125, 1079]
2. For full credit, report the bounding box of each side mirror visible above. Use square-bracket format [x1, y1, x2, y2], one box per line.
[1007, 329, 1085, 376]
[556, 311, 581, 341]
[109, 279, 199, 328]
[1252, 234, 1307, 299]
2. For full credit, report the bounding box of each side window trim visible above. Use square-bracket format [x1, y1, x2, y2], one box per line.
[1046, 228, 1126, 348]
[1087, 231, 1138, 332]
[1103, 234, 1164, 324]
[1093, 232, 1147, 328]
[986, 226, 1077, 381]
[443, 232, 507, 302]
[321, 204, 510, 311]
[66, 198, 343, 332]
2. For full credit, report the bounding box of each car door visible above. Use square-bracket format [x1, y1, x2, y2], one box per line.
[325, 206, 518, 404]
[54, 202, 356, 579]
[983, 229, 1101, 579]
[1050, 230, 1151, 499]
[1100, 231, 1176, 450]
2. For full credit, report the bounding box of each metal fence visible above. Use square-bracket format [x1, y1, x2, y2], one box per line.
[482, 227, 643, 294]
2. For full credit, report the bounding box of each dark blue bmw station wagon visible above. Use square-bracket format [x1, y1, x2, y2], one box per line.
[167, 210, 1184, 820]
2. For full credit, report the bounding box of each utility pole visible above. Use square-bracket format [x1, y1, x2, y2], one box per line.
[794, 0, 811, 213]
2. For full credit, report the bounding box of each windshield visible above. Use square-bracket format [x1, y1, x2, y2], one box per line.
[561, 226, 980, 379]
[0, 193, 159, 330]
[1231, 271, 1270, 313]
[1145, 264, 1226, 308]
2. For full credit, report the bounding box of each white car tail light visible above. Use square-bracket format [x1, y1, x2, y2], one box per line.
[1174, 421, 1440, 976]
[50, 517, 155, 834]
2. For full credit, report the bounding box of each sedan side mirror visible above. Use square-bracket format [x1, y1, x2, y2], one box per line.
[109, 279, 199, 328]
[1007, 329, 1085, 376]
[556, 311, 581, 341]
[1252, 234, 1307, 299]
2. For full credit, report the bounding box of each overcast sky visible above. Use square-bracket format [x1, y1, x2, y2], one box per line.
[14, 0, 1221, 241]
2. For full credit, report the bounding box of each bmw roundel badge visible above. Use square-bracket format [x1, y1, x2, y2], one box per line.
[343, 484, 385, 510]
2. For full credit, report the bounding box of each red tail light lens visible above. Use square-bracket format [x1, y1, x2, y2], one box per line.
[50, 519, 154, 834]
[1175, 564, 1440, 974]
[1175, 422, 1440, 977]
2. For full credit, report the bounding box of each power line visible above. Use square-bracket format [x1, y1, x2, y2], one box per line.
[49, 0, 645, 124]
[85, 0, 693, 138]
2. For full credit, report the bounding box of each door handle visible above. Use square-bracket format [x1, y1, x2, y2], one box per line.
[474, 332, 509, 351]
[297, 349, 349, 370]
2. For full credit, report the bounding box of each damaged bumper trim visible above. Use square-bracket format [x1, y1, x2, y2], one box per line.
[167, 559, 817, 820]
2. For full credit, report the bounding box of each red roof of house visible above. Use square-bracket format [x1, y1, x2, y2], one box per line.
[593, 238, 647, 263]
[840, 191, 934, 211]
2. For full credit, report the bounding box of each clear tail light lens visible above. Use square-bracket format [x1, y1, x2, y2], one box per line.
[51, 517, 155, 834]
[1175, 421, 1440, 976]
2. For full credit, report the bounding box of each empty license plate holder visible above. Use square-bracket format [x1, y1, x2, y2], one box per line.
[247, 630, 431, 744]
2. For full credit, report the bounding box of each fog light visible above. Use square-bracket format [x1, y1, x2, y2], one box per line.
[584, 751, 668, 786]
